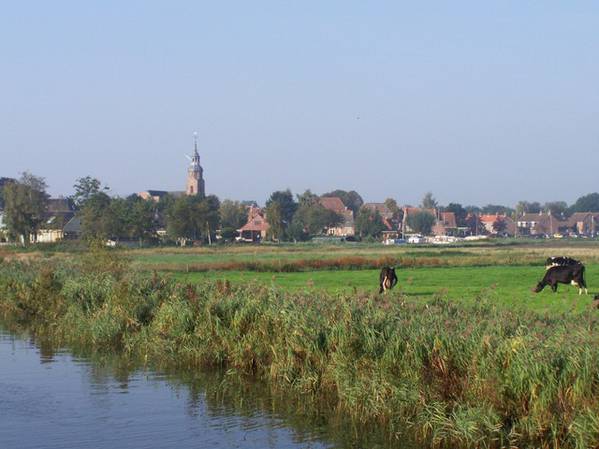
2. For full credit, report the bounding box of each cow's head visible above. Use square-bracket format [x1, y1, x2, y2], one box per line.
[532, 281, 545, 293]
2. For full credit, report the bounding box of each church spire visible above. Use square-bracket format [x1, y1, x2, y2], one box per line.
[186, 131, 205, 197]
[193, 131, 199, 157]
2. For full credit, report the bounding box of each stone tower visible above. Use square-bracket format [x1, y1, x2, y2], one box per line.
[186, 133, 205, 197]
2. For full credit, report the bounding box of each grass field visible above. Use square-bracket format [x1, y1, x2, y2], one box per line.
[124, 240, 599, 315]
[126, 240, 599, 271]
[169, 264, 599, 314]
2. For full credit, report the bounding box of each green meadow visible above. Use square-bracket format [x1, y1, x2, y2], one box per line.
[170, 264, 598, 314]
[124, 241, 599, 315]
[127, 240, 599, 272]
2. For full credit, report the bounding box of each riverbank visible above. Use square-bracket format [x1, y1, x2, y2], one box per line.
[1, 253, 598, 448]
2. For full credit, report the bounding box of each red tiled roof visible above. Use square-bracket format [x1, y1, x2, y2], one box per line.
[238, 207, 270, 232]
[403, 207, 436, 217]
[319, 197, 347, 214]
[479, 214, 506, 223]
[439, 212, 457, 228]
[362, 203, 393, 219]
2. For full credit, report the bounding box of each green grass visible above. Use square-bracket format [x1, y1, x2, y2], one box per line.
[170, 264, 599, 314]
[126, 241, 599, 275]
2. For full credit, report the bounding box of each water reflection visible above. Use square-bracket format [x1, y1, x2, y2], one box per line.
[0, 327, 412, 449]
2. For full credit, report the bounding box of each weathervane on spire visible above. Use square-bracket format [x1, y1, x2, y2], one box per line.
[185, 131, 200, 161]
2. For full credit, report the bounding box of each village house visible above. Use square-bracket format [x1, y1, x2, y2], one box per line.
[35, 198, 76, 243]
[432, 211, 458, 236]
[401, 207, 436, 235]
[479, 214, 516, 236]
[517, 212, 565, 237]
[566, 212, 599, 236]
[62, 216, 82, 240]
[237, 206, 270, 242]
[319, 197, 355, 236]
[362, 202, 398, 239]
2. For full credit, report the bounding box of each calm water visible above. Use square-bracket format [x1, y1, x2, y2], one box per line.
[0, 328, 406, 449]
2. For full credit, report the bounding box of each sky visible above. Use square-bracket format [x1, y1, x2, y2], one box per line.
[1, 1, 598, 206]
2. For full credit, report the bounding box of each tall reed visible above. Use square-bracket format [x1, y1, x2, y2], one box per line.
[1, 255, 598, 448]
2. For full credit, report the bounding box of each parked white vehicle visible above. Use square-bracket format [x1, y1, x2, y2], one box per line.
[407, 234, 425, 244]
[383, 238, 407, 245]
[431, 235, 462, 244]
[464, 235, 489, 241]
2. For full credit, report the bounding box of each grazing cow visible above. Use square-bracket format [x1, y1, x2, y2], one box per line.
[533, 263, 588, 295]
[379, 266, 398, 293]
[545, 256, 580, 270]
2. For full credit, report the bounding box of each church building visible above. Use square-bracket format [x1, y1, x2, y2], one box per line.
[138, 134, 206, 201]
[186, 135, 205, 197]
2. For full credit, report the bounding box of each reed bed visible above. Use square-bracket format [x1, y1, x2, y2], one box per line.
[1, 255, 598, 448]
[143, 254, 544, 273]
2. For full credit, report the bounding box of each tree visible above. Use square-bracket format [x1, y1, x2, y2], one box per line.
[421, 192, 438, 209]
[219, 200, 248, 240]
[406, 210, 435, 236]
[72, 176, 108, 208]
[465, 205, 481, 214]
[481, 204, 513, 216]
[543, 201, 568, 217]
[444, 203, 467, 226]
[166, 196, 197, 242]
[287, 216, 309, 242]
[293, 194, 342, 236]
[492, 218, 507, 234]
[166, 195, 220, 243]
[515, 201, 541, 216]
[2, 172, 49, 245]
[264, 189, 297, 241]
[125, 196, 156, 246]
[465, 214, 485, 235]
[0, 177, 16, 210]
[265, 201, 284, 241]
[355, 208, 386, 239]
[80, 192, 120, 240]
[384, 198, 402, 221]
[296, 189, 319, 208]
[196, 195, 221, 243]
[569, 193, 599, 213]
[265, 189, 297, 224]
[322, 189, 363, 215]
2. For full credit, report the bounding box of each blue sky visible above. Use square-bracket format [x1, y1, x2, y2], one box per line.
[2, 1, 598, 206]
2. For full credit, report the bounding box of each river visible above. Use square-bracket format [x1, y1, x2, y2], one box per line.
[0, 328, 405, 449]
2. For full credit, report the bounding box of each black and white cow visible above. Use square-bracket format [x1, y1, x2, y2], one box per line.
[545, 256, 581, 270]
[533, 263, 588, 295]
[379, 266, 398, 293]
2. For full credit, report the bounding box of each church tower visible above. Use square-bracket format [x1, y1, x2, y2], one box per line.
[186, 133, 205, 197]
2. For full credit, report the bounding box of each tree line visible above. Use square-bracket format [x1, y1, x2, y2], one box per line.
[3, 173, 599, 245]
